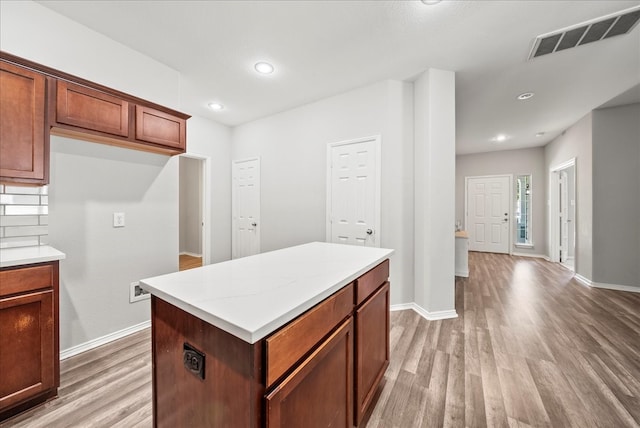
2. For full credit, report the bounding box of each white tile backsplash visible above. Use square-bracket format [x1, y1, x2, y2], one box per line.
[0, 185, 49, 248]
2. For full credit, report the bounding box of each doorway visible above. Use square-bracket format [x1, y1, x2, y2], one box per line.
[465, 175, 511, 254]
[326, 136, 381, 247]
[549, 159, 576, 271]
[179, 154, 211, 270]
[232, 157, 261, 259]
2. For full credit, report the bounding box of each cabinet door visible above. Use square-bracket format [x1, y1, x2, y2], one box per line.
[355, 281, 389, 425]
[266, 318, 353, 428]
[0, 290, 55, 412]
[0, 61, 47, 183]
[135, 105, 185, 150]
[56, 80, 129, 137]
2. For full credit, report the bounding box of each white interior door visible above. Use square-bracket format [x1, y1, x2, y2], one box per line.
[327, 137, 380, 247]
[559, 171, 569, 262]
[232, 158, 260, 259]
[466, 176, 511, 254]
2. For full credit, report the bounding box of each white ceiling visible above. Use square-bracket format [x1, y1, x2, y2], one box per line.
[37, 0, 640, 154]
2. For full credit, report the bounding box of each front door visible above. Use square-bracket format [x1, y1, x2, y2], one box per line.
[328, 137, 380, 247]
[467, 176, 510, 254]
[232, 158, 260, 259]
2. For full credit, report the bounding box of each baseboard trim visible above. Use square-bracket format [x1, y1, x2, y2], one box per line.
[512, 252, 550, 260]
[591, 282, 640, 293]
[390, 303, 458, 321]
[179, 252, 202, 258]
[60, 320, 151, 360]
[572, 274, 639, 293]
[574, 273, 592, 287]
[455, 270, 469, 277]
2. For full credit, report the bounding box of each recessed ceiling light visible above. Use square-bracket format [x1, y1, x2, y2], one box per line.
[536, 132, 545, 137]
[208, 102, 224, 111]
[517, 92, 535, 100]
[254, 62, 274, 74]
[421, 0, 442, 4]
[492, 134, 508, 143]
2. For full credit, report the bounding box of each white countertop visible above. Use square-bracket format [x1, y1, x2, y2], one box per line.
[140, 242, 394, 344]
[0, 245, 66, 268]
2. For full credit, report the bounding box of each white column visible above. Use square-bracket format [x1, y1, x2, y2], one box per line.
[413, 69, 457, 318]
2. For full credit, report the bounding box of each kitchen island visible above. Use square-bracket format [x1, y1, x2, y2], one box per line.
[140, 242, 393, 428]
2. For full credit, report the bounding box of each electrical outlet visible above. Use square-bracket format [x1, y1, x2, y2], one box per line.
[113, 212, 125, 228]
[129, 281, 150, 303]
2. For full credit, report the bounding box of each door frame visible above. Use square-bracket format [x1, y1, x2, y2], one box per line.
[179, 153, 212, 266]
[464, 174, 513, 254]
[549, 158, 576, 266]
[325, 135, 382, 247]
[232, 157, 261, 259]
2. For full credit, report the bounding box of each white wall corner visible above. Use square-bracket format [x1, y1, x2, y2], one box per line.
[391, 302, 458, 321]
[573, 273, 592, 287]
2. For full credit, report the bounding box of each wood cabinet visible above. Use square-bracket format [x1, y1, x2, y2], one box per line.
[0, 261, 59, 421]
[135, 105, 186, 151]
[0, 51, 190, 177]
[265, 318, 353, 428]
[56, 80, 129, 137]
[354, 281, 390, 425]
[0, 61, 48, 185]
[151, 258, 390, 428]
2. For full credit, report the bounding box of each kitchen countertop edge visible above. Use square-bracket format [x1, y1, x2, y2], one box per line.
[0, 245, 66, 268]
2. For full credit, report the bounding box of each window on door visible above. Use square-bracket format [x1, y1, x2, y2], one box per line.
[515, 175, 532, 246]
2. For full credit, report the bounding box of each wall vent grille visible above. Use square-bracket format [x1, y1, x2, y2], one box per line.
[529, 6, 640, 59]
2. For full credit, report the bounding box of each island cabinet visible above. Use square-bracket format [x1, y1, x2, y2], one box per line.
[0, 61, 48, 185]
[0, 261, 60, 421]
[145, 242, 393, 428]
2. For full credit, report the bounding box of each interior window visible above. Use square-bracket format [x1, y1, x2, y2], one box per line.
[516, 175, 532, 246]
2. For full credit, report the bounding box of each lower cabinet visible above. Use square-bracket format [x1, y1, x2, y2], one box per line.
[0, 262, 59, 421]
[265, 318, 353, 428]
[355, 282, 390, 425]
[151, 258, 390, 427]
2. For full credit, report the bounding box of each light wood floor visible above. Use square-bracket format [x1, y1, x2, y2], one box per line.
[179, 254, 202, 271]
[3, 252, 639, 427]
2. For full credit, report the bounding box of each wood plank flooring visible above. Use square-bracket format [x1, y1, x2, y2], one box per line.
[3, 252, 639, 427]
[179, 254, 202, 271]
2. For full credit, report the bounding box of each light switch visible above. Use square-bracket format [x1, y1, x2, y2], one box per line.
[113, 212, 125, 227]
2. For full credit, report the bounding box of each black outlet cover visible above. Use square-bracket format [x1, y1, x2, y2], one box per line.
[183, 343, 205, 380]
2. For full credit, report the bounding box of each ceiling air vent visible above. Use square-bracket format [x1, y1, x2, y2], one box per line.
[529, 6, 640, 59]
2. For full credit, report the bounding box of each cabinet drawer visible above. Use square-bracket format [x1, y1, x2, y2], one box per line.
[0, 264, 53, 297]
[56, 80, 129, 137]
[265, 283, 354, 387]
[265, 317, 353, 428]
[355, 259, 389, 306]
[135, 105, 186, 150]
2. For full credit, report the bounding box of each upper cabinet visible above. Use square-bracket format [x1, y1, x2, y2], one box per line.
[56, 80, 129, 137]
[135, 105, 186, 151]
[0, 52, 190, 185]
[0, 61, 48, 185]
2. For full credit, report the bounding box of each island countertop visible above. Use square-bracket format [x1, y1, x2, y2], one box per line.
[140, 242, 394, 344]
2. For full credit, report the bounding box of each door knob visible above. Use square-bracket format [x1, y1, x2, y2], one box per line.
[366, 229, 373, 235]
[251, 222, 257, 227]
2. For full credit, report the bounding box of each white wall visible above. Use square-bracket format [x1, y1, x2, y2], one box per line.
[592, 103, 640, 287]
[49, 137, 178, 350]
[232, 80, 415, 305]
[186, 116, 232, 263]
[179, 157, 202, 256]
[414, 69, 456, 315]
[1, 0, 232, 350]
[545, 114, 593, 280]
[456, 147, 546, 256]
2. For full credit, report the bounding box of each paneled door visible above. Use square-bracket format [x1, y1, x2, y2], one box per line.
[327, 136, 380, 247]
[232, 158, 260, 259]
[466, 175, 511, 254]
